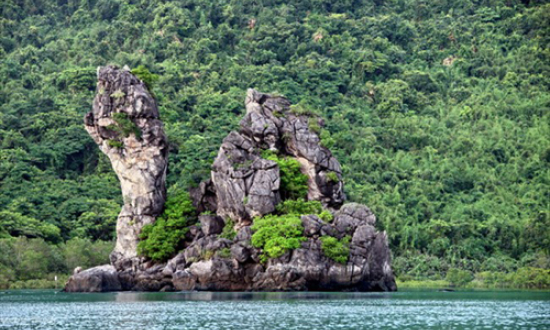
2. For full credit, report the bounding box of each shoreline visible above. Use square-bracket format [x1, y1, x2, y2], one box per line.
[3, 279, 550, 292]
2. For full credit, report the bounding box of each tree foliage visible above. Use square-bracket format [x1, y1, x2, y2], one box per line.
[275, 200, 323, 216]
[251, 214, 305, 263]
[137, 189, 196, 262]
[263, 151, 309, 200]
[0, 0, 549, 285]
[0, 237, 112, 289]
[320, 235, 351, 264]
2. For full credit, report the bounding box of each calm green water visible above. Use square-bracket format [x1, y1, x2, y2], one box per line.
[0, 290, 549, 329]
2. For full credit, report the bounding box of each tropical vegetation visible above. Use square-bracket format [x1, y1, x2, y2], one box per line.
[0, 0, 548, 289]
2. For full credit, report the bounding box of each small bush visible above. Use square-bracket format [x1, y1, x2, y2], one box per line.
[262, 151, 309, 200]
[251, 214, 306, 263]
[110, 89, 125, 98]
[112, 112, 141, 139]
[319, 129, 335, 149]
[131, 65, 159, 92]
[275, 199, 333, 223]
[219, 219, 236, 240]
[217, 248, 231, 259]
[445, 268, 474, 287]
[319, 210, 333, 222]
[273, 110, 284, 118]
[289, 101, 318, 116]
[138, 190, 196, 262]
[326, 171, 339, 183]
[234, 159, 253, 170]
[276, 199, 322, 215]
[201, 249, 215, 260]
[320, 236, 351, 264]
[308, 117, 321, 134]
[261, 149, 277, 159]
[107, 139, 123, 148]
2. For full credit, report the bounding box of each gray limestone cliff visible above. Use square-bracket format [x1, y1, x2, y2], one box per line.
[83, 65, 168, 269]
[65, 73, 396, 292]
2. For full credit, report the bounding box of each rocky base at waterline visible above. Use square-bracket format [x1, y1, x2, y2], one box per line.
[64, 82, 396, 292]
[66, 202, 395, 292]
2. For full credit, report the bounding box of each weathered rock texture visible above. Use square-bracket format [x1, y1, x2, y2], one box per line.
[65, 86, 396, 293]
[83, 65, 168, 269]
[194, 89, 345, 229]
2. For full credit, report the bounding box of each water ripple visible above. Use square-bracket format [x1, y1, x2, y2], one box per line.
[0, 291, 549, 330]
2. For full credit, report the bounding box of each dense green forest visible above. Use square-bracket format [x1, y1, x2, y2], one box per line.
[1, 0, 549, 289]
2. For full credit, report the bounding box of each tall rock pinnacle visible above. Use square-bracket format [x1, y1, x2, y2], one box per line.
[84, 66, 168, 269]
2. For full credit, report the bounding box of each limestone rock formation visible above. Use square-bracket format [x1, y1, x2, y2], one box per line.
[193, 89, 345, 229]
[65, 86, 396, 292]
[83, 65, 168, 268]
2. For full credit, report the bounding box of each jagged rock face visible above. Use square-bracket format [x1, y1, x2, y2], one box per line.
[244, 89, 345, 206]
[66, 88, 396, 293]
[84, 66, 168, 267]
[65, 203, 395, 292]
[207, 89, 345, 228]
[210, 132, 281, 226]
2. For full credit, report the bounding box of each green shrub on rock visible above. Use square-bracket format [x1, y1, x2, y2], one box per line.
[137, 190, 196, 262]
[320, 236, 351, 264]
[107, 139, 123, 148]
[112, 112, 141, 139]
[251, 214, 306, 263]
[326, 171, 339, 183]
[217, 248, 231, 259]
[319, 210, 333, 222]
[275, 199, 322, 215]
[262, 151, 309, 200]
[131, 65, 159, 93]
[219, 218, 236, 240]
[275, 199, 333, 222]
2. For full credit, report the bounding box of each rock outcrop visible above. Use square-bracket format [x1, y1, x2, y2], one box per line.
[64, 265, 122, 292]
[65, 73, 396, 292]
[198, 89, 345, 230]
[83, 65, 168, 269]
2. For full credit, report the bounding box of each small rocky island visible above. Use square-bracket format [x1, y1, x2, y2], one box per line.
[65, 66, 397, 292]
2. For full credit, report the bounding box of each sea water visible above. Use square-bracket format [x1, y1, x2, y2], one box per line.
[0, 290, 549, 329]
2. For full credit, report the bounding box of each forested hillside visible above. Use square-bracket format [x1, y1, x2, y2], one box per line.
[1, 0, 549, 289]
